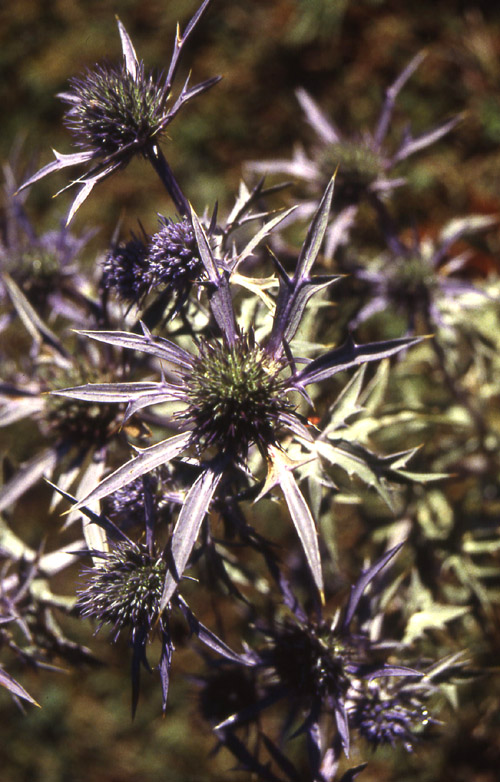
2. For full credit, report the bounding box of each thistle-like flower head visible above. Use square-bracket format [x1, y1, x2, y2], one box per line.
[266, 615, 352, 703]
[70, 476, 247, 716]
[250, 52, 461, 250]
[101, 232, 149, 305]
[77, 540, 167, 639]
[102, 216, 205, 320]
[181, 332, 291, 459]
[347, 677, 434, 752]
[351, 214, 496, 331]
[63, 62, 170, 160]
[1, 161, 92, 320]
[147, 216, 204, 294]
[17, 1, 220, 222]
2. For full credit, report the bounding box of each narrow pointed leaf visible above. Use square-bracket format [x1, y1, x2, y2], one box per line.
[216, 732, 285, 782]
[122, 389, 184, 422]
[160, 464, 223, 612]
[44, 479, 130, 543]
[296, 176, 336, 281]
[235, 208, 296, 268]
[367, 664, 422, 680]
[52, 381, 160, 402]
[116, 17, 139, 80]
[261, 734, 302, 782]
[0, 668, 40, 707]
[16, 150, 93, 193]
[267, 178, 337, 355]
[158, 631, 173, 713]
[338, 764, 368, 782]
[334, 700, 350, 756]
[279, 275, 340, 350]
[271, 449, 323, 597]
[73, 456, 109, 556]
[3, 273, 71, 359]
[69, 432, 191, 512]
[190, 205, 218, 282]
[343, 543, 404, 629]
[0, 448, 58, 513]
[177, 596, 252, 665]
[0, 393, 44, 427]
[66, 179, 98, 224]
[77, 329, 193, 368]
[190, 206, 237, 344]
[375, 51, 426, 146]
[394, 114, 462, 164]
[296, 87, 340, 144]
[166, 0, 213, 89]
[169, 75, 222, 117]
[295, 335, 422, 387]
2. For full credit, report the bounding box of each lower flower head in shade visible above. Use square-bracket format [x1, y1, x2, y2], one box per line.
[212, 545, 436, 768]
[347, 677, 434, 752]
[264, 616, 351, 703]
[72, 501, 250, 716]
[77, 540, 167, 641]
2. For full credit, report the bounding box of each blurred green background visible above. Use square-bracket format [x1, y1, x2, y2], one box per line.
[2, 1, 500, 780]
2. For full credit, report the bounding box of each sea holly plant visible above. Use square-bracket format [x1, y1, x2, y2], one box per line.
[52, 179, 422, 606]
[1, 1, 485, 778]
[16, 0, 220, 222]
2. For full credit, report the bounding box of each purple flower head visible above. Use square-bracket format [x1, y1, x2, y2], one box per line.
[77, 540, 168, 640]
[17, 1, 220, 222]
[101, 217, 204, 316]
[101, 232, 149, 305]
[147, 216, 204, 293]
[347, 677, 435, 752]
[66, 474, 251, 716]
[351, 214, 497, 332]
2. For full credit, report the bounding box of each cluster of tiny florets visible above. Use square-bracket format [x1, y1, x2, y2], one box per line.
[146, 217, 203, 293]
[348, 679, 431, 751]
[182, 334, 291, 459]
[63, 62, 168, 157]
[77, 542, 167, 636]
[101, 218, 203, 305]
[103, 476, 157, 528]
[101, 234, 149, 303]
